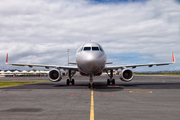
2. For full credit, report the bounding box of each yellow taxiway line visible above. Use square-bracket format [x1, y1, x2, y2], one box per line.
[90, 90, 94, 120]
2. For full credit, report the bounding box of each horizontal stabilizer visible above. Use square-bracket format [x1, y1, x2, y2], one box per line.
[69, 63, 77, 65]
[106, 62, 113, 64]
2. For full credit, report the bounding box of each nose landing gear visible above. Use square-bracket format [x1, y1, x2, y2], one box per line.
[88, 74, 94, 89]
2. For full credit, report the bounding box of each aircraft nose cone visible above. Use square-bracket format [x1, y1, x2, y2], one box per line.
[80, 52, 105, 74]
[86, 53, 96, 61]
[85, 60, 98, 72]
[84, 54, 98, 71]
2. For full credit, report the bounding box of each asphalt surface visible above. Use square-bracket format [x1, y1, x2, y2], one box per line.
[0, 75, 180, 120]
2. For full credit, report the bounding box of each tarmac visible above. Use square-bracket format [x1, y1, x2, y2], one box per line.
[0, 75, 180, 120]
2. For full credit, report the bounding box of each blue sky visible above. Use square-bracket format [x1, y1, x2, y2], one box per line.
[107, 53, 153, 64]
[0, 0, 179, 72]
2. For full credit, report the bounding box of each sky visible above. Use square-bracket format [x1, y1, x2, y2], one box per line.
[0, 0, 180, 72]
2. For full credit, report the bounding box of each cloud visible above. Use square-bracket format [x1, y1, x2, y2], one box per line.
[0, 0, 179, 71]
[170, 67, 180, 71]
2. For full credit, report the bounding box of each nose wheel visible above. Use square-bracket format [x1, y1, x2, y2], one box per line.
[89, 74, 94, 89]
[88, 83, 94, 89]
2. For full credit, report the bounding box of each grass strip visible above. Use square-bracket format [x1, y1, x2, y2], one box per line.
[134, 73, 180, 76]
[0, 80, 49, 88]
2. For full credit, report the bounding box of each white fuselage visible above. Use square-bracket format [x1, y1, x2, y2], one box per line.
[76, 42, 107, 75]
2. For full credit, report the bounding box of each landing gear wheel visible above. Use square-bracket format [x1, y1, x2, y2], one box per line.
[72, 79, 75, 85]
[88, 83, 91, 89]
[67, 79, 70, 85]
[92, 83, 94, 89]
[112, 79, 115, 85]
[107, 79, 110, 85]
[88, 83, 94, 89]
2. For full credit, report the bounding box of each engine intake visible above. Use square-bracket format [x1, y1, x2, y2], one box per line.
[48, 68, 62, 82]
[119, 69, 133, 82]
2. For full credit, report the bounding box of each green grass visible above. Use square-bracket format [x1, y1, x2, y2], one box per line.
[0, 80, 49, 88]
[134, 73, 180, 76]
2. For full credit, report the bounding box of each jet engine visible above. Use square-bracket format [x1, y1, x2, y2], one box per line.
[119, 69, 133, 82]
[48, 68, 62, 82]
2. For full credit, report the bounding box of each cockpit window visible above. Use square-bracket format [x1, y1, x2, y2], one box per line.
[84, 47, 91, 51]
[99, 47, 104, 52]
[92, 47, 99, 51]
[78, 47, 82, 52]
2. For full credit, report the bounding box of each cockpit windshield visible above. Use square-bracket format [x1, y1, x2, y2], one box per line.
[81, 46, 103, 52]
[99, 47, 104, 52]
[84, 47, 91, 51]
[92, 47, 99, 51]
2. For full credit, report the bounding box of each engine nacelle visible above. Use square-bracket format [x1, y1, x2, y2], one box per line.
[119, 69, 133, 82]
[48, 68, 62, 82]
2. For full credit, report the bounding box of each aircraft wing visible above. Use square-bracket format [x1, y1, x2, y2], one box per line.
[5, 53, 78, 71]
[104, 53, 175, 71]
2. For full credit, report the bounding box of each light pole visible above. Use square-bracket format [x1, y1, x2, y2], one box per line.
[67, 49, 70, 66]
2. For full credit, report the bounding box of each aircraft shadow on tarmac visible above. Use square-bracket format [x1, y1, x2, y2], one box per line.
[1, 108, 42, 113]
[1, 81, 180, 90]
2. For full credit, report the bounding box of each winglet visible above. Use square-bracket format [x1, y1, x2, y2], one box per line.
[6, 53, 8, 63]
[172, 53, 175, 63]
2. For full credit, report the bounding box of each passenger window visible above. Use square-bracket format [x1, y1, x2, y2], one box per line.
[84, 47, 91, 51]
[99, 47, 104, 52]
[92, 47, 99, 51]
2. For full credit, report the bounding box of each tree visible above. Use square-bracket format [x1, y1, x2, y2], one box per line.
[32, 69, 36, 72]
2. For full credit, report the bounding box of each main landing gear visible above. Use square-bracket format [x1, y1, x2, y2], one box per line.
[66, 70, 76, 85]
[88, 74, 94, 89]
[106, 70, 115, 85]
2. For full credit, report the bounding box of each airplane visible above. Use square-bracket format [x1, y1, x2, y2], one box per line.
[6, 42, 176, 89]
